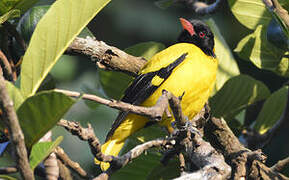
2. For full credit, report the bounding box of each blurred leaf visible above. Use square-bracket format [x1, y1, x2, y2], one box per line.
[266, 18, 289, 51]
[99, 42, 165, 99]
[228, 0, 271, 30]
[49, 55, 77, 82]
[0, 9, 20, 24]
[17, 5, 50, 44]
[122, 124, 167, 154]
[111, 152, 165, 180]
[17, 91, 76, 149]
[147, 158, 179, 179]
[0, 175, 17, 180]
[0, 0, 38, 15]
[125, 41, 165, 60]
[205, 19, 240, 93]
[234, 25, 285, 70]
[20, 0, 111, 98]
[254, 86, 288, 134]
[29, 136, 63, 170]
[5, 81, 24, 110]
[154, 0, 174, 10]
[210, 75, 271, 120]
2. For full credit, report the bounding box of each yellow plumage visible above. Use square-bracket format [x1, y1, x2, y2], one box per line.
[98, 43, 218, 170]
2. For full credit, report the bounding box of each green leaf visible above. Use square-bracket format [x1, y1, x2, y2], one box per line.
[20, 0, 111, 98]
[234, 25, 285, 70]
[99, 42, 165, 99]
[5, 81, 24, 110]
[0, 9, 20, 24]
[205, 19, 240, 93]
[254, 86, 288, 134]
[29, 136, 63, 170]
[154, 0, 174, 10]
[210, 75, 270, 120]
[0, 0, 19, 15]
[17, 91, 76, 149]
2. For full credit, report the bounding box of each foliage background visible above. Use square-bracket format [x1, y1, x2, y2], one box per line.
[1, 0, 289, 179]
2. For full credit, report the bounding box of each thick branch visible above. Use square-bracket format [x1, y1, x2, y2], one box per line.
[67, 37, 146, 76]
[0, 74, 34, 179]
[0, 50, 14, 81]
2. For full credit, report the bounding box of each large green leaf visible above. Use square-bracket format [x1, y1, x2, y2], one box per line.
[234, 25, 285, 71]
[0, 0, 38, 15]
[17, 91, 76, 149]
[5, 81, 24, 110]
[205, 19, 240, 93]
[210, 75, 270, 120]
[20, 0, 111, 98]
[228, 0, 271, 30]
[254, 86, 288, 134]
[99, 42, 165, 99]
[29, 136, 63, 170]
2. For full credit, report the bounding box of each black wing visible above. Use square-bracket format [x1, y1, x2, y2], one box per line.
[105, 53, 188, 141]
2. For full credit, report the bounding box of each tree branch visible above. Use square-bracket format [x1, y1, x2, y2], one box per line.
[0, 50, 14, 81]
[55, 146, 89, 179]
[0, 73, 34, 179]
[67, 37, 147, 77]
[0, 166, 17, 174]
[271, 156, 289, 172]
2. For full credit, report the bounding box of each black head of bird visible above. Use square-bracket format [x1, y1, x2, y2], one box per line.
[178, 18, 215, 58]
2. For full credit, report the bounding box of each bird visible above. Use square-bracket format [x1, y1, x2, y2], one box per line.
[97, 18, 218, 171]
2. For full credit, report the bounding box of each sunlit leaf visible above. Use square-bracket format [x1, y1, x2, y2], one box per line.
[17, 91, 76, 149]
[254, 86, 288, 134]
[205, 19, 240, 93]
[29, 136, 63, 170]
[234, 25, 285, 70]
[20, 0, 111, 97]
[0, 0, 38, 15]
[210, 75, 270, 120]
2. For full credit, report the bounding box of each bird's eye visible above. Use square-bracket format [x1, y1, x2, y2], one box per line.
[199, 32, 205, 38]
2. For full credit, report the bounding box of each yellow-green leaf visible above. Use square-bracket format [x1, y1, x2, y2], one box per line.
[29, 136, 63, 170]
[20, 0, 110, 98]
[210, 75, 270, 120]
[5, 81, 24, 110]
[0, 9, 20, 24]
[234, 25, 285, 70]
[254, 86, 288, 134]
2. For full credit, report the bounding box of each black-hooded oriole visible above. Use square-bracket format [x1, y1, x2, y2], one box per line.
[98, 18, 218, 170]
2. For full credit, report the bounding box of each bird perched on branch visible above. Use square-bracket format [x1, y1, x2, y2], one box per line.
[97, 18, 218, 170]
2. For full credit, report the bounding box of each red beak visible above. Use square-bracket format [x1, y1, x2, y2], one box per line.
[179, 18, 195, 36]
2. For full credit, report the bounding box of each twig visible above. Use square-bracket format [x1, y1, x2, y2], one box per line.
[271, 157, 289, 172]
[0, 166, 17, 174]
[57, 159, 73, 180]
[67, 37, 147, 77]
[263, 0, 289, 29]
[95, 138, 174, 179]
[54, 89, 169, 121]
[0, 50, 14, 81]
[178, 153, 185, 172]
[0, 73, 34, 179]
[55, 146, 89, 179]
[178, 0, 224, 15]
